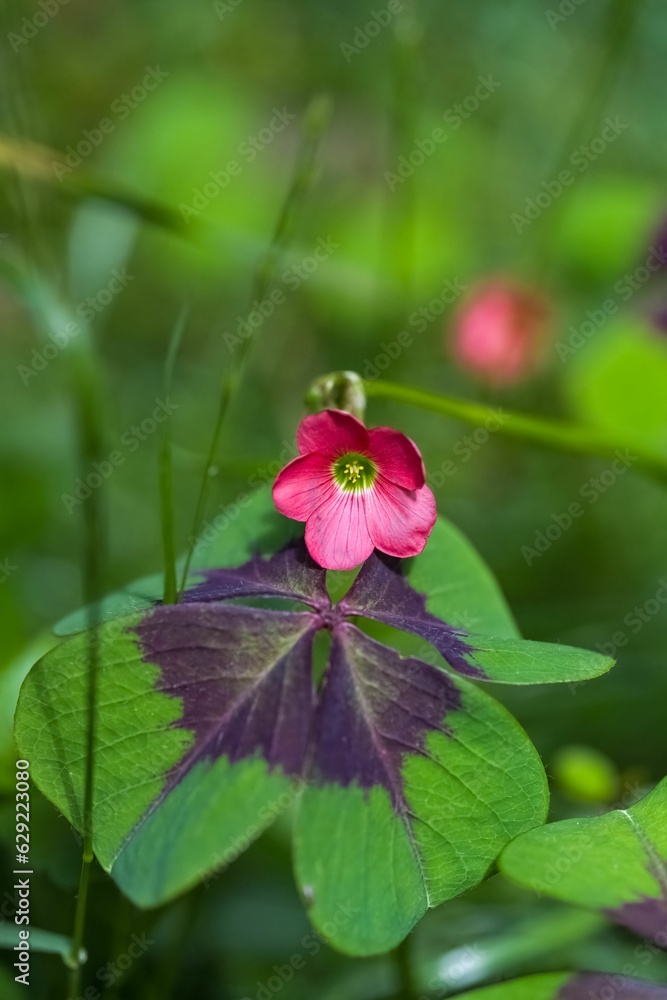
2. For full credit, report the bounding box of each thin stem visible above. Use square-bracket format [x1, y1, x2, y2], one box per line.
[177, 95, 331, 598]
[364, 379, 667, 486]
[421, 909, 603, 996]
[159, 307, 188, 605]
[394, 934, 417, 1000]
[66, 856, 92, 989]
[527, 0, 643, 280]
[388, 4, 421, 298]
[66, 334, 106, 995]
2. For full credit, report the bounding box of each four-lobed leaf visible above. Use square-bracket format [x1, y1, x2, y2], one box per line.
[16, 494, 615, 955]
[500, 777, 667, 948]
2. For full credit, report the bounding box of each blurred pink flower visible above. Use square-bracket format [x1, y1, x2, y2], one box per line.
[273, 409, 436, 571]
[450, 280, 552, 385]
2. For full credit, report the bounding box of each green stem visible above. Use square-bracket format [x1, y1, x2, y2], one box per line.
[177, 95, 331, 598]
[527, 0, 643, 280]
[66, 322, 106, 996]
[394, 934, 417, 1000]
[365, 379, 667, 485]
[421, 909, 603, 996]
[66, 856, 91, 990]
[387, 4, 421, 299]
[159, 307, 188, 605]
[5, 263, 107, 995]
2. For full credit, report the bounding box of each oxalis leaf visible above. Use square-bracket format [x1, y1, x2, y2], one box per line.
[500, 777, 667, 949]
[16, 519, 612, 955]
[451, 972, 667, 999]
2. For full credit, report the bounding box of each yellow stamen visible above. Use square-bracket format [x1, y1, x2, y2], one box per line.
[344, 461, 364, 483]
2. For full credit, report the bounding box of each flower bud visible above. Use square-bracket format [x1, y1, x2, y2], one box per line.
[305, 370, 366, 421]
[450, 279, 552, 386]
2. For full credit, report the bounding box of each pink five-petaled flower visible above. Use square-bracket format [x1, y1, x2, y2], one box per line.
[272, 409, 437, 571]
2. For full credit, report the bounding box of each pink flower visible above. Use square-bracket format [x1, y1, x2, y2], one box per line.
[451, 280, 552, 386]
[273, 410, 437, 571]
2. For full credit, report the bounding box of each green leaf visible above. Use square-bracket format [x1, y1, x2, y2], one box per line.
[0, 925, 76, 961]
[341, 549, 613, 685]
[16, 604, 315, 907]
[450, 972, 667, 999]
[499, 777, 667, 947]
[464, 635, 613, 685]
[566, 321, 667, 456]
[405, 516, 520, 636]
[293, 623, 548, 955]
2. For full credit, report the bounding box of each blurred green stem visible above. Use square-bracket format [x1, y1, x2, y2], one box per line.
[5, 263, 107, 995]
[421, 909, 604, 996]
[177, 95, 331, 598]
[386, 5, 422, 299]
[365, 379, 667, 486]
[159, 308, 188, 605]
[394, 935, 417, 1000]
[67, 330, 107, 995]
[528, 0, 643, 279]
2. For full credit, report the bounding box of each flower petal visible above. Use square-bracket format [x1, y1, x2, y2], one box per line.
[367, 427, 425, 489]
[272, 453, 335, 522]
[365, 479, 436, 559]
[297, 409, 370, 458]
[305, 491, 374, 570]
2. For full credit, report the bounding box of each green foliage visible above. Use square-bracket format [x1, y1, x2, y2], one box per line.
[500, 778, 667, 944]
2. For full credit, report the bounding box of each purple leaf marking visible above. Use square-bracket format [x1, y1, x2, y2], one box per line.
[310, 622, 461, 807]
[182, 540, 329, 610]
[340, 551, 484, 678]
[134, 603, 317, 779]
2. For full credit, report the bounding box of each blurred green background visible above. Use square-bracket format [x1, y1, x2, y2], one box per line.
[1, 0, 667, 996]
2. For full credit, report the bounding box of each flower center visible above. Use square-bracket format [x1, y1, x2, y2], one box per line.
[332, 453, 377, 492]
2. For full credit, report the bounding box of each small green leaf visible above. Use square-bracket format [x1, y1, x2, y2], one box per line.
[500, 777, 667, 947]
[567, 321, 667, 456]
[452, 972, 667, 999]
[465, 635, 613, 685]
